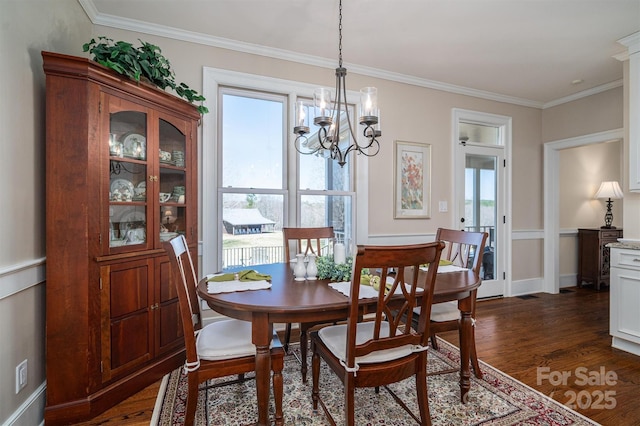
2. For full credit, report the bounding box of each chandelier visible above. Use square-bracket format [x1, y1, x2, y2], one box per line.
[293, 0, 381, 167]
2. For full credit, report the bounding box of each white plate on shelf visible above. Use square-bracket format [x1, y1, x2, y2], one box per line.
[160, 232, 179, 242]
[110, 178, 134, 196]
[124, 227, 146, 243]
[122, 133, 146, 159]
[120, 210, 145, 224]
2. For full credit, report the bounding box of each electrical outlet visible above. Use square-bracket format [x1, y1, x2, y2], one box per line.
[16, 359, 27, 394]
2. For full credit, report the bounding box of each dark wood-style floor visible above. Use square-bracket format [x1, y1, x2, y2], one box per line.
[74, 286, 640, 426]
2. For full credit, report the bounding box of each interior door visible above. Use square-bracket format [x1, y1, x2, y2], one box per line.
[460, 146, 504, 297]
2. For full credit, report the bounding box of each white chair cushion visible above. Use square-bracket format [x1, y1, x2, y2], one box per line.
[196, 319, 256, 361]
[413, 301, 459, 322]
[318, 321, 414, 365]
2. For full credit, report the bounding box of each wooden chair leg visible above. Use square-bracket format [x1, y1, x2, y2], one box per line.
[345, 376, 356, 426]
[416, 358, 432, 426]
[430, 330, 439, 349]
[311, 341, 320, 410]
[300, 325, 309, 383]
[185, 373, 199, 426]
[284, 323, 292, 352]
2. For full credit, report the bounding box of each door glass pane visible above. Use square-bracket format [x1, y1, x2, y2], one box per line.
[159, 119, 187, 242]
[109, 111, 147, 249]
[221, 193, 284, 268]
[221, 93, 284, 189]
[465, 154, 496, 279]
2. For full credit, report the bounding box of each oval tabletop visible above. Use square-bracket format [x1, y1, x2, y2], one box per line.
[196, 262, 481, 317]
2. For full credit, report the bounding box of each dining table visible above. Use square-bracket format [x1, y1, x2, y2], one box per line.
[197, 262, 481, 426]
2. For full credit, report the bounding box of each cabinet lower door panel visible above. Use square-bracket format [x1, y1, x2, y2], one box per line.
[101, 260, 154, 382]
[614, 272, 640, 338]
[158, 299, 183, 352]
[110, 313, 151, 367]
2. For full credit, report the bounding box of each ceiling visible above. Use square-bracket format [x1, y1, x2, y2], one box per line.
[85, 0, 639, 108]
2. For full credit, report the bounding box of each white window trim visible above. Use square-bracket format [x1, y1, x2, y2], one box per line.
[201, 67, 369, 272]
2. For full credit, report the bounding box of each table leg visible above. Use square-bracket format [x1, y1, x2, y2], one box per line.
[458, 304, 472, 403]
[253, 313, 272, 426]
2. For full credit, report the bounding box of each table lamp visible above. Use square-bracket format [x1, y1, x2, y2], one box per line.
[594, 181, 623, 229]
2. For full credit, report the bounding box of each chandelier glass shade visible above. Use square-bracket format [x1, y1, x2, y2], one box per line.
[293, 0, 381, 167]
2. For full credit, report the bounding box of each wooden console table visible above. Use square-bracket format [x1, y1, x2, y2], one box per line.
[577, 228, 623, 290]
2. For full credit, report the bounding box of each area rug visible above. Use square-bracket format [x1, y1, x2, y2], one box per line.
[151, 338, 599, 425]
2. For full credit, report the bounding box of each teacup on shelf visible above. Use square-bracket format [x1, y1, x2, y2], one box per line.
[159, 192, 171, 203]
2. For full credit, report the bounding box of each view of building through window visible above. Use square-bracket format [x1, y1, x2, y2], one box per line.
[219, 89, 355, 269]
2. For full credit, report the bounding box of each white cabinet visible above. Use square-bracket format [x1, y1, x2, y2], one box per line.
[618, 32, 640, 191]
[610, 246, 640, 355]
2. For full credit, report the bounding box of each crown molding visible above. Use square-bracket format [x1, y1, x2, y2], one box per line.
[542, 79, 623, 109]
[618, 31, 640, 55]
[79, 0, 622, 111]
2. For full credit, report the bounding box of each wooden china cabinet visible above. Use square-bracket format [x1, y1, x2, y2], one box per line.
[42, 51, 199, 425]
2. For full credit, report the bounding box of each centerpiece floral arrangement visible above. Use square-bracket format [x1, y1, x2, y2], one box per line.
[316, 255, 375, 285]
[316, 255, 354, 282]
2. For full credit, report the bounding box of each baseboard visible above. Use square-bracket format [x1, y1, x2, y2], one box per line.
[510, 277, 545, 296]
[559, 273, 577, 289]
[3, 380, 46, 426]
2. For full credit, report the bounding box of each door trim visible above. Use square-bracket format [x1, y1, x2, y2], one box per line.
[543, 128, 624, 294]
[452, 108, 512, 297]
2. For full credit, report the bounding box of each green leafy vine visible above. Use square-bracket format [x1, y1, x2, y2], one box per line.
[83, 37, 208, 114]
[316, 256, 354, 282]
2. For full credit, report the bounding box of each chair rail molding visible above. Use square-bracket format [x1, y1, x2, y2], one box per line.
[0, 258, 46, 300]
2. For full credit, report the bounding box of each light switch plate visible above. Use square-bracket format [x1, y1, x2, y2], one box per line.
[438, 201, 448, 212]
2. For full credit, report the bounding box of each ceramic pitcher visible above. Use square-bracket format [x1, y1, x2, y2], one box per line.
[294, 253, 307, 281]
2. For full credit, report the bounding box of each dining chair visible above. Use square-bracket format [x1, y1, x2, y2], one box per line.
[311, 242, 444, 425]
[163, 235, 285, 426]
[282, 226, 335, 381]
[416, 228, 487, 378]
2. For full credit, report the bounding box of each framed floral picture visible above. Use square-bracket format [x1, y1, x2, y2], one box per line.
[394, 141, 431, 219]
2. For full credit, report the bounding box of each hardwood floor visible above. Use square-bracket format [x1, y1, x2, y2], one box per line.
[76, 286, 639, 425]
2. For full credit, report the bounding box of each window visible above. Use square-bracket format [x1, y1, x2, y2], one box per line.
[202, 69, 363, 271]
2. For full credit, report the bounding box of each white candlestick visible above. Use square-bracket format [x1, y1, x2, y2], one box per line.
[334, 243, 346, 264]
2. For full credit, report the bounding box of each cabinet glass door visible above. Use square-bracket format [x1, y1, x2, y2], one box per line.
[109, 109, 148, 250]
[158, 118, 187, 244]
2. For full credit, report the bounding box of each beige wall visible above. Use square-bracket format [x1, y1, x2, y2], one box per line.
[559, 141, 623, 229]
[542, 87, 623, 143]
[0, 0, 91, 423]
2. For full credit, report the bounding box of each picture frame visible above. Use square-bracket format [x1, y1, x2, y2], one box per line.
[394, 140, 431, 219]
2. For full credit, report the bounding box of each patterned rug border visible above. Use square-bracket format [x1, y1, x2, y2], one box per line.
[433, 339, 600, 426]
[152, 338, 601, 425]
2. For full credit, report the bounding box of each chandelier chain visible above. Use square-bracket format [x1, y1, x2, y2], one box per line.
[338, 0, 343, 67]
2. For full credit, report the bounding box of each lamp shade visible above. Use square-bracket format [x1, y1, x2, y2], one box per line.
[594, 181, 623, 200]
